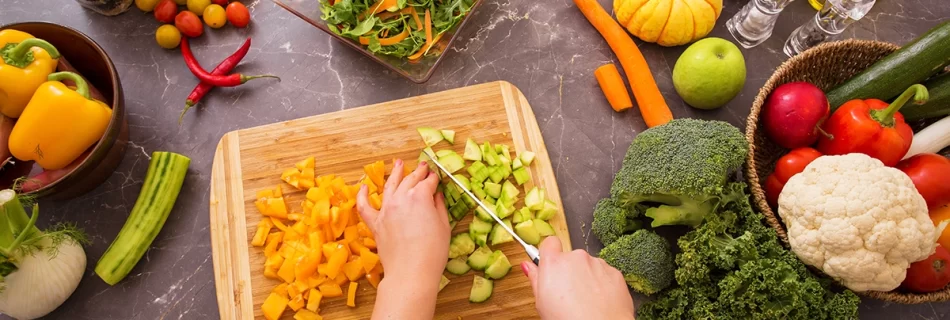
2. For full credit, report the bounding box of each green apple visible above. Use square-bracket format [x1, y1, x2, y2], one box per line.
[672, 37, 746, 110]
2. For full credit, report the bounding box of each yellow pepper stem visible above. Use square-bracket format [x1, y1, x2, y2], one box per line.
[2, 38, 61, 68]
[48, 72, 91, 99]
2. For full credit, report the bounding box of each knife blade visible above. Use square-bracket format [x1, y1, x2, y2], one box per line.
[422, 149, 541, 265]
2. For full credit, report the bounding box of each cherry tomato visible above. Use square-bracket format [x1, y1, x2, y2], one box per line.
[153, 0, 178, 23]
[187, 0, 211, 15]
[135, 0, 161, 12]
[764, 147, 823, 208]
[155, 24, 182, 49]
[897, 153, 950, 210]
[175, 11, 204, 37]
[211, 0, 228, 5]
[226, 2, 251, 28]
[902, 244, 950, 293]
[203, 4, 227, 28]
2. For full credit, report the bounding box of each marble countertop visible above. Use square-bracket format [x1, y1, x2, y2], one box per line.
[2, 0, 948, 318]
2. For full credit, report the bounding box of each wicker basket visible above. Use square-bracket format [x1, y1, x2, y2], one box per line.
[745, 39, 950, 304]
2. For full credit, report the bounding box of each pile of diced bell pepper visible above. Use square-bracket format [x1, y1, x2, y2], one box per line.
[253, 157, 397, 320]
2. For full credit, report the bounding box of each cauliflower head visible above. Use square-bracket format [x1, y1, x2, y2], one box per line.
[778, 153, 935, 292]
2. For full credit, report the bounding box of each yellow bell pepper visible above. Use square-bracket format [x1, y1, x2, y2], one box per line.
[261, 292, 289, 320]
[0, 31, 61, 118]
[9, 72, 111, 170]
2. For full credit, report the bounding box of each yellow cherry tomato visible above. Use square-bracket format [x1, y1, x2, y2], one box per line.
[187, 0, 211, 15]
[135, 0, 161, 12]
[202, 4, 227, 28]
[155, 24, 182, 49]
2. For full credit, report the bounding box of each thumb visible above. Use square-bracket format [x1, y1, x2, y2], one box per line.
[538, 236, 563, 257]
[355, 184, 379, 234]
[522, 261, 540, 297]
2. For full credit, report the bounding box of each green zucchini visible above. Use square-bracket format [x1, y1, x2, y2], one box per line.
[902, 72, 950, 121]
[95, 151, 190, 285]
[826, 21, 950, 109]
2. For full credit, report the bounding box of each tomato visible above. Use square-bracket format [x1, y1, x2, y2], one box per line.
[902, 244, 950, 293]
[135, 0, 161, 12]
[764, 147, 823, 208]
[226, 2, 251, 28]
[202, 4, 227, 28]
[932, 205, 950, 250]
[211, 0, 228, 5]
[153, 0, 178, 23]
[175, 11, 204, 37]
[897, 153, 950, 210]
[155, 24, 182, 49]
[187, 0, 211, 15]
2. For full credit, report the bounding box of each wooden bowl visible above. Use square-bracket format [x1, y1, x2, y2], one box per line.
[745, 39, 950, 304]
[0, 22, 129, 200]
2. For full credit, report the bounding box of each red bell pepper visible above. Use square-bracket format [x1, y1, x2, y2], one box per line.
[764, 147, 823, 208]
[897, 153, 950, 210]
[817, 84, 927, 167]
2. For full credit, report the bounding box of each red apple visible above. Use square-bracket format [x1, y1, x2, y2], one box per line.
[761, 82, 830, 149]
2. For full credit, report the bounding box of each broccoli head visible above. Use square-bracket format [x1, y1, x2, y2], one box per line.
[599, 230, 674, 295]
[609, 119, 747, 228]
[591, 197, 643, 246]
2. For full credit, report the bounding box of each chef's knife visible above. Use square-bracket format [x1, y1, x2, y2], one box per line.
[422, 150, 541, 265]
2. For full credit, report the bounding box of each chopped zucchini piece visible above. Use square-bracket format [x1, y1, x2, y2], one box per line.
[512, 207, 534, 224]
[500, 180, 520, 201]
[438, 152, 466, 174]
[446, 257, 471, 275]
[469, 217, 494, 234]
[520, 151, 536, 166]
[473, 232, 488, 247]
[484, 251, 511, 279]
[488, 167, 505, 184]
[515, 220, 541, 245]
[448, 233, 476, 258]
[495, 202, 514, 220]
[481, 142, 498, 166]
[475, 206, 494, 222]
[418, 127, 443, 146]
[512, 158, 523, 170]
[484, 182, 502, 199]
[512, 167, 531, 185]
[453, 174, 471, 190]
[463, 138, 481, 161]
[439, 275, 450, 292]
[490, 219, 514, 246]
[470, 275, 493, 303]
[533, 219, 556, 236]
[441, 130, 456, 144]
[525, 187, 544, 211]
[472, 183, 487, 199]
[536, 199, 559, 220]
[467, 246, 494, 271]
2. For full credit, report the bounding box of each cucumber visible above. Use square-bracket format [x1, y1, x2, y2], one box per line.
[448, 233, 476, 258]
[475, 206, 494, 221]
[481, 142, 498, 166]
[440, 130, 456, 144]
[463, 138, 481, 161]
[488, 167, 505, 184]
[467, 246, 494, 270]
[450, 204, 469, 221]
[484, 251, 511, 279]
[467, 161, 488, 182]
[512, 207, 534, 224]
[473, 232, 488, 247]
[536, 200, 559, 220]
[438, 152, 465, 174]
[453, 174, 471, 190]
[420, 147, 442, 178]
[512, 158, 524, 170]
[446, 257, 471, 275]
[490, 219, 514, 246]
[483, 196, 496, 206]
[495, 202, 513, 220]
[533, 219, 556, 237]
[439, 275, 450, 292]
[472, 183, 487, 199]
[512, 167, 531, 185]
[460, 193, 476, 208]
[484, 182, 502, 199]
[469, 275, 493, 303]
[417, 127, 444, 146]
[95, 152, 190, 285]
[903, 72, 950, 121]
[827, 21, 950, 109]
[436, 149, 456, 158]
[501, 181, 520, 201]
[515, 220, 541, 245]
[469, 217, 494, 234]
[520, 151, 535, 166]
[525, 187, 544, 211]
[498, 145, 511, 163]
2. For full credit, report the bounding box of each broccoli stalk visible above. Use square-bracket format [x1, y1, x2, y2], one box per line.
[599, 230, 674, 295]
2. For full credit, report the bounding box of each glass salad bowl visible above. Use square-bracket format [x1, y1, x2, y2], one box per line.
[274, 0, 484, 83]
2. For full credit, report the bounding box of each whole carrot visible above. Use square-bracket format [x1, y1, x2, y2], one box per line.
[180, 38, 279, 87]
[179, 37, 252, 124]
[594, 64, 633, 112]
[574, 0, 672, 128]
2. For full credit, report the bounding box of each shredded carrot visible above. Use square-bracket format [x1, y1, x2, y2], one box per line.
[377, 7, 409, 20]
[409, 7, 423, 30]
[594, 64, 633, 112]
[574, 0, 672, 127]
[407, 32, 443, 61]
[358, 0, 399, 20]
[424, 9, 433, 44]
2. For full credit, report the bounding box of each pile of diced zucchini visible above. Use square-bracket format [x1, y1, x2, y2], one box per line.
[416, 127, 561, 303]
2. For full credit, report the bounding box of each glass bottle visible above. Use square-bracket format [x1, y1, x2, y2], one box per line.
[726, 0, 797, 48]
[783, 0, 877, 57]
[808, 0, 825, 10]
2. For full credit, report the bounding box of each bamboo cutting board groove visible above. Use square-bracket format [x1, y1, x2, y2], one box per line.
[210, 81, 571, 319]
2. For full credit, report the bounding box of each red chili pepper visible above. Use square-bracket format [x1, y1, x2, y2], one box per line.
[816, 84, 926, 167]
[764, 147, 823, 208]
[180, 38, 278, 87]
[179, 37, 252, 124]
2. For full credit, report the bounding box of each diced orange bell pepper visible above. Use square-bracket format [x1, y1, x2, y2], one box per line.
[343, 225, 359, 242]
[257, 188, 276, 199]
[316, 263, 329, 276]
[363, 237, 377, 249]
[370, 262, 384, 274]
[306, 187, 327, 203]
[264, 267, 279, 280]
[333, 271, 349, 286]
[342, 184, 360, 202]
[343, 257, 366, 281]
[288, 294, 306, 311]
[264, 255, 285, 279]
[369, 193, 382, 210]
[359, 247, 379, 273]
[295, 156, 315, 171]
[272, 217, 290, 232]
[264, 198, 289, 219]
[281, 168, 302, 189]
[321, 242, 338, 261]
[292, 220, 308, 235]
[278, 254, 299, 283]
[365, 269, 382, 289]
[294, 279, 311, 292]
[252, 219, 275, 247]
[272, 283, 290, 298]
[287, 213, 305, 221]
[316, 174, 336, 188]
[324, 247, 348, 279]
[294, 309, 323, 320]
[363, 161, 386, 189]
[261, 292, 290, 320]
[312, 199, 331, 226]
[356, 222, 373, 238]
[348, 240, 368, 256]
[318, 283, 343, 298]
[330, 176, 346, 193]
[288, 283, 302, 300]
[308, 274, 327, 288]
[264, 232, 284, 257]
[347, 282, 359, 307]
[295, 251, 321, 281]
[330, 207, 347, 239]
[306, 288, 322, 312]
[298, 173, 315, 189]
[360, 176, 378, 194]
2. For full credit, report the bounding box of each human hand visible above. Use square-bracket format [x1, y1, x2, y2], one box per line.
[522, 237, 635, 320]
[356, 159, 451, 287]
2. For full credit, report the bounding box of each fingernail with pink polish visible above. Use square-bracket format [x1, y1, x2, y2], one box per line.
[395, 159, 403, 166]
[420, 161, 427, 166]
[520, 262, 529, 275]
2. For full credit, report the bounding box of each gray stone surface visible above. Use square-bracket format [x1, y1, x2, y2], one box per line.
[1, 0, 948, 318]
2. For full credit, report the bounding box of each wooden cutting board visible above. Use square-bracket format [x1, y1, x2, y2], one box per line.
[209, 81, 571, 319]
